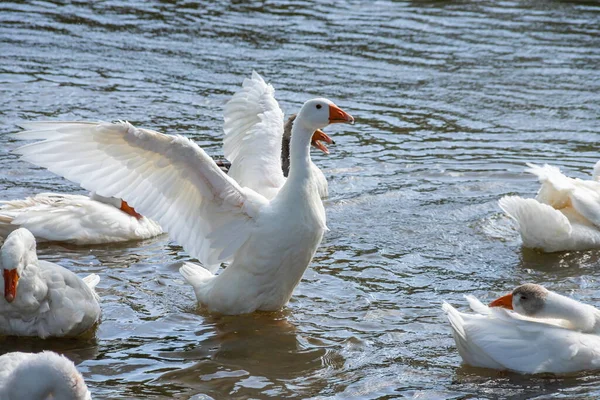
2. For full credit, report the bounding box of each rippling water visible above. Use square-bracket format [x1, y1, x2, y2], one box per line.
[1, 0, 600, 398]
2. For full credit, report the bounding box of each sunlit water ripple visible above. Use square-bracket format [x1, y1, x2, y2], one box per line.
[1, 0, 600, 398]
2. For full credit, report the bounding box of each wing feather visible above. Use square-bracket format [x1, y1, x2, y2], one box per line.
[222, 71, 286, 199]
[444, 296, 600, 374]
[14, 121, 268, 271]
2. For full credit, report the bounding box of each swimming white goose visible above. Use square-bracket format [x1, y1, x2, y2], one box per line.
[14, 98, 354, 314]
[0, 351, 91, 400]
[442, 283, 600, 374]
[0, 191, 163, 245]
[499, 162, 600, 252]
[223, 71, 334, 199]
[0, 228, 101, 338]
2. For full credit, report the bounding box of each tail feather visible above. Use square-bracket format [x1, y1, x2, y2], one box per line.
[179, 262, 214, 287]
[82, 273, 100, 289]
[442, 300, 504, 370]
[442, 302, 467, 343]
[464, 295, 491, 315]
[525, 163, 572, 190]
[525, 163, 575, 207]
[83, 273, 100, 301]
[499, 195, 572, 251]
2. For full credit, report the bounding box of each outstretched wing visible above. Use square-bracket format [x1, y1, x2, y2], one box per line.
[223, 71, 286, 200]
[15, 121, 269, 271]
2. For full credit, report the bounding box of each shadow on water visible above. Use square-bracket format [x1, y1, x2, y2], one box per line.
[158, 310, 337, 398]
[0, 334, 99, 365]
[518, 248, 600, 278]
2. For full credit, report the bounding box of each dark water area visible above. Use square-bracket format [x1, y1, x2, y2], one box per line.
[1, 0, 600, 398]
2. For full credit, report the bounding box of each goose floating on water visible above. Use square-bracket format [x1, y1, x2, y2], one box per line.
[499, 162, 600, 252]
[443, 283, 600, 374]
[0, 191, 163, 245]
[0, 351, 91, 400]
[0, 228, 101, 338]
[14, 97, 354, 315]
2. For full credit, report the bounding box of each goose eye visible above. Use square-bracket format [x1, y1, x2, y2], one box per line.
[316, 104, 322, 110]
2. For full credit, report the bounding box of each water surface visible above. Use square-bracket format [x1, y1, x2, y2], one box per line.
[1, 1, 600, 398]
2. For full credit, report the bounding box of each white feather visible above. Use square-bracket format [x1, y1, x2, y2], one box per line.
[499, 163, 600, 252]
[13, 96, 348, 314]
[0, 351, 91, 400]
[0, 229, 101, 338]
[15, 121, 269, 273]
[443, 295, 600, 374]
[223, 71, 286, 200]
[0, 193, 163, 245]
[222, 71, 329, 199]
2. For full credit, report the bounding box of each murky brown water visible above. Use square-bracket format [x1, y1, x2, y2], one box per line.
[1, 0, 600, 398]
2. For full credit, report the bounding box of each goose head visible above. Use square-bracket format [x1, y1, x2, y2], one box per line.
[1, 228, 38, 303]
[297, 98, 354, 132]
[489, 283, 549, 316]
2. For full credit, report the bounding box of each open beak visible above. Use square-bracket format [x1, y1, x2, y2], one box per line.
[311, 129, 334, 154]
[120, 200, 143, 220]
[489, 293, 513, 309]
[329, 104, 354, 125]
[3, 269, 19, 303]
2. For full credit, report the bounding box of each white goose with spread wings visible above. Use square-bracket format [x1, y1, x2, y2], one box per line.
[14, 98, 353, 315]
[223, 71, 334, 199]
[443, 284, 600, 374]
[499, 162, 600, 252]
[0, 191, 162, 245]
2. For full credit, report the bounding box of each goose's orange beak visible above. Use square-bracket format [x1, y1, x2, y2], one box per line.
[120, 200, 143, 220]
[3, 269, 19, 303]
[311, 129, 334, 154]
[489, 293, 513, 309]
[329, 104, 354, 124]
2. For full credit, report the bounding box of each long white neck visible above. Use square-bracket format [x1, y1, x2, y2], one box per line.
[286, 119, 314, 184]
[540, 292, 600, 333]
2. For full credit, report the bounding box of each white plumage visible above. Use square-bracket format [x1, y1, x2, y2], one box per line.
[14, 97, 353, 314]
[443, 289, 600, 374]
[499, 162, 600, 252]
[223, 71, 330, 199]
[0, 228, 101, 338]
[0, 351, 91, 400]
[0, 192, 163, 245]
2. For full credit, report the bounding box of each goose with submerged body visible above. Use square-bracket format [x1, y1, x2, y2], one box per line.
[222, 71, 334, 199]
[14, 97, 354, 315]
[499, 162, 600, 252]
[0, 228, 101, 338]
[443, 283, 600, 374]
[0, 351, 91, 400]
[0, 191, 162, 245]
